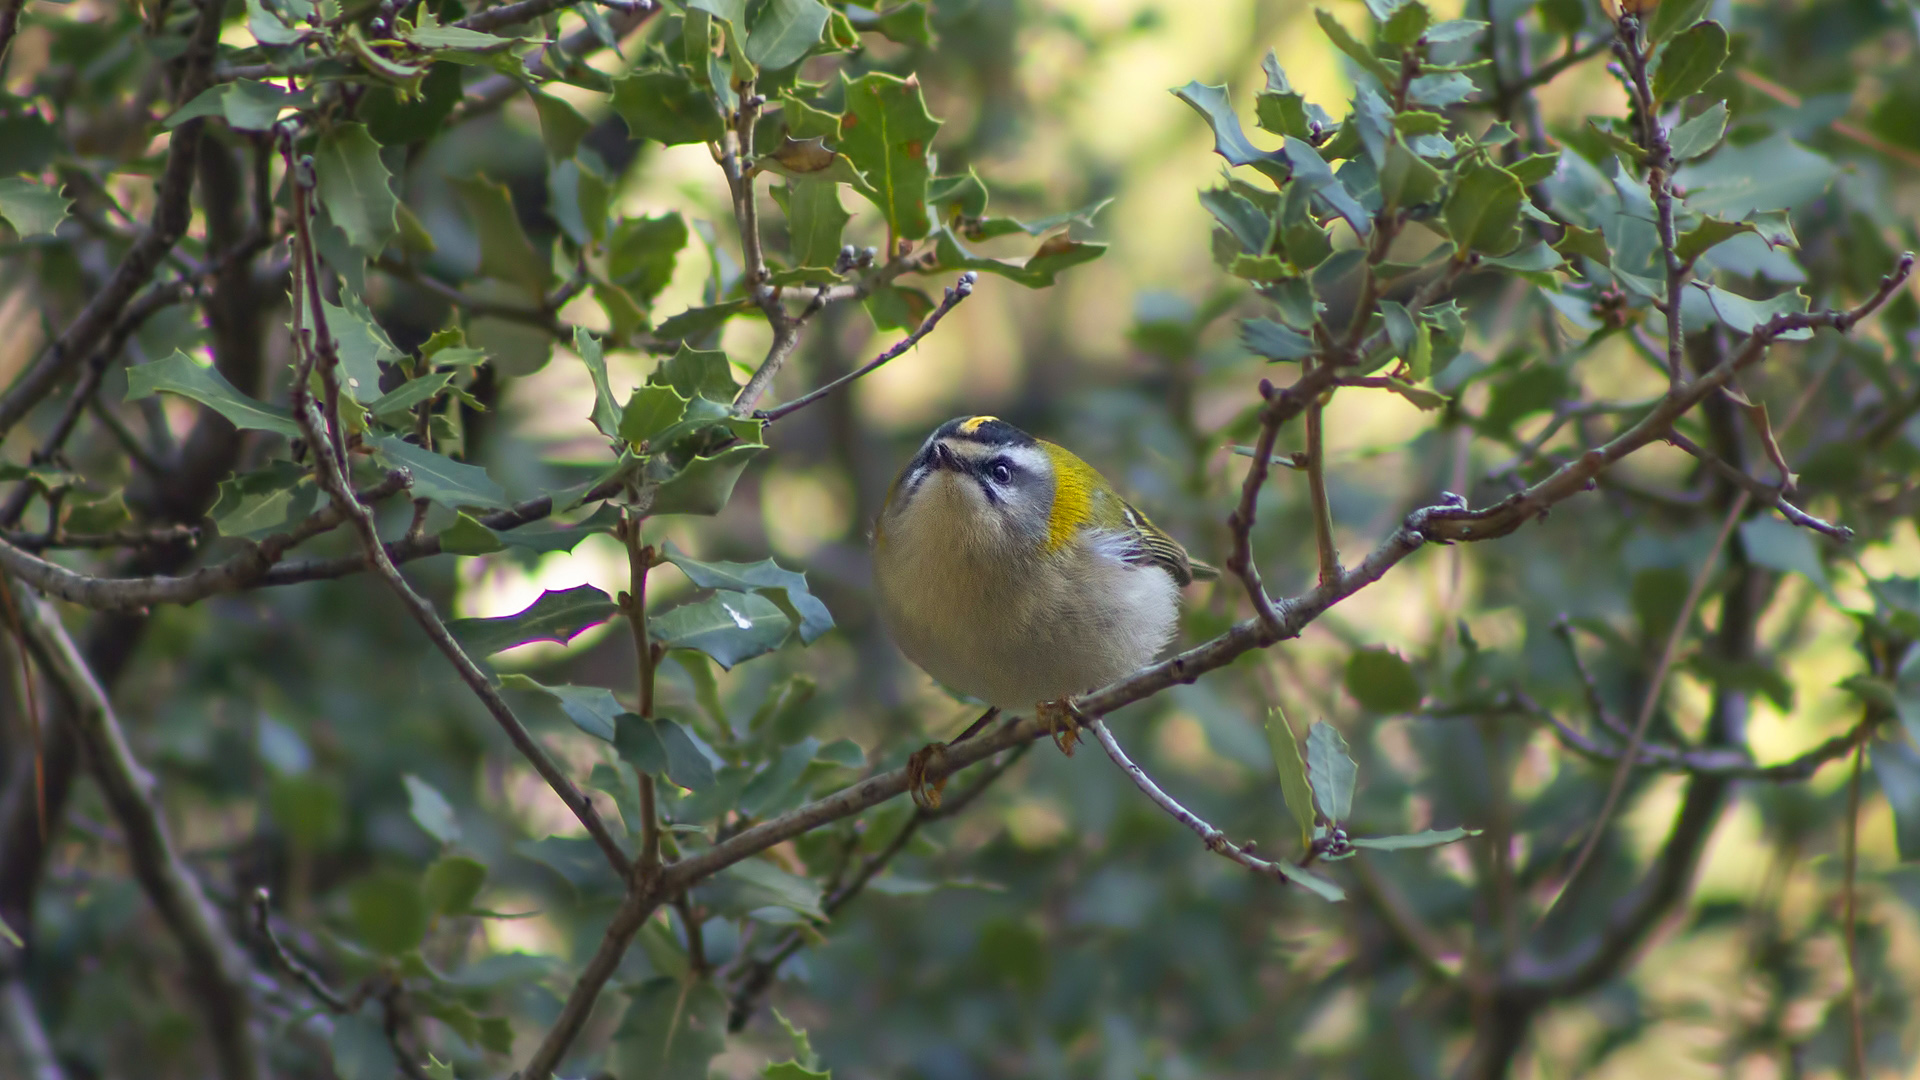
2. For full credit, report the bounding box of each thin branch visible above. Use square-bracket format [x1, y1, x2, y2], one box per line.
[456, 0, 656, 33]
[725, 743, 1030, 1031]
[0, 977, 65, 1080]
[251, 888, 348, 1013]
[1089, 719, 1333, 890]
[1842, 741, 1867, 1079]
[1490, 38, 1609, 111]
[1305, 388, 1341, 586]
[1417, 251, 1913, 544]
[0, 0, 222, 444]
[287, 164, 632, 881]
[11, 590, 264, 1080]
[752, 272, 976, 421]
[1666, 430, 1853, 541]
[618, 514, 662, 878]
[1612, 15, 1685, 388]
[372, 257, 567, 336]
[1534, 489, 1748, 928]
[1508, 690, 1870, 780]
[519, 884, 663, 1080]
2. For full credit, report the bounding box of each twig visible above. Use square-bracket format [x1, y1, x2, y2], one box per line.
[1665, 431, 1853, 541]
[372, 257, 567, 337]
[725, 744, 1029, 1030]
[0, 0, 222, 445]
[1417, 252, 1913, 544]
[617, 513, 662, 878]
[0, 977, 64, 1080]
[752, 273, 977, 421]
[1534, 489, 1749, 928]
[518, 883, 663, 1079]
[1842, 741, 1867, 1079]
[287, 158, 632, 881]
[1736, 69, 1920, 173]
[1305, 387, 1341, 586]
[456, 0, 656, 33]
[11, 590, 264, 1080]
[1507, 690, 1871, 780]
[1088, 719, 1333, 890]
[1, 525, 202, 552]
[251, 888, 348, 1012]
[1611, 15, 1685, 389]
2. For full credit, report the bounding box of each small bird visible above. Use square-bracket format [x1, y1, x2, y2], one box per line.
[872, 415, 1215, 799]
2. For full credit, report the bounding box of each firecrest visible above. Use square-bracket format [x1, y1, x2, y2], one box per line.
[872, 415, 1216, 737]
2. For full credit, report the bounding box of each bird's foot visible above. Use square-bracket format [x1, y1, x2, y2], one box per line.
[907, 742, 950, 810]
[1037, 698, 1088, 756]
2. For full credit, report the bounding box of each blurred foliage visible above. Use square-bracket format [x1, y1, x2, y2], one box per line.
[1, 0, 1920, 1078]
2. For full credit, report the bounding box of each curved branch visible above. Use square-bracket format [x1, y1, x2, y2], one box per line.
[12, 589, 265, 1080]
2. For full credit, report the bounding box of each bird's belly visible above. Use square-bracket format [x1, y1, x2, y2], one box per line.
[875, 540, 1179, 709]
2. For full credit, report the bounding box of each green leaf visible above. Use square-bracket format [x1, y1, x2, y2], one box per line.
[778, 180, 851, 269]
[1553, 223, 1610, 266]
[1380, 137, 1444, 210]
[612, 69, 727, 146]
[404, 774, 461, 844]
[324, 287, 404, 404]
[448, 585, 620, 656]
[1652, 21, 1728, 104]
[747, 0, 829, 70]
[126, 350, 300, 437]
[402, 11, 519, 51]
[247, 0, 302, 45]
[1422, 18, 1488, 43]
[838, 71, 942, 242]
[1381, 0, 1430, 45]
[1871, 737, 1920, 863]
[332, 1008, 401, 1080]
[781, 91, 843, 139]
[166, 79, 308, 132]
[710, 858, 826, 920]
[655, 299, 755, 342]
[651, 590, 793, 669]
[1381, 300, 1416, 359]
[500, 675, 628, 741]
[1275, 860, 1346, 902]
[1673, 134, 1836, 217]
[1738, 516, 1832, 594]
[450, 175, 551, 299]
[371, 434, 509, 510]
[423, 855, 486, 916]
[1384, 374, 1448, 410]
[1314, 8, 1396, 87]
[608, 213, 690, 304]
[655, 718, 716, 790]
[1349, 826, 1481, 850]
[1305, 721, 1357, 823]
[348, 870, 427, 956]
[650, 438, 766, 516]
[622, 384, 691, 448]
[1265, 707, 1317, 850]
[531, 91, 591, 162]
[847, 2, 931, 46]
[661, 543, 835, 643]
[1692, 284, 1813, 341]
[1674, 217, 1755, 264]
[1669, 102, 1728, 161]
[1507, 151, 1560, 186]
[269, 774, 344, 849]
[438, 512, 505, 555]
[210, 462, 319, 540]
[1647, 0, 1712, 45]
[369, 371, 453, 419]
[1241, 318, 1314, 361]
[650, 344, 741, 403]
[613, 977, 728, 1080]
[773, 1009, 824, 1072]
[1443, 163, 1524, 256]
[926, 229, 1106, 288]
[1345, 646, 1423, 712]
[313, 123, 398, 256]
[0, 177, 70, 239]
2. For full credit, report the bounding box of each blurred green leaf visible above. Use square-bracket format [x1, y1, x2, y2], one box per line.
[622, 384, 692, 448]
[450, 175, 551, 299]
[210, 463, 318, 540]
[1266, 707, 1317, 850]
[613, 977, 728, 1080]
[1350, 827, 1480, 850]
[1669, 102, 1728, 161]
[1443, 163, 1524, 256]
[331, 1007, 400, 1080]
[269, 774, 343, 849]
[1871, 737, 1920, 862]
[499, 675, 628, 741]
[404, 774, 461, 844]
[1276, 860, 1346, 902]
[423, 855, 487, 915]
[1306, 721, 1357, 822]
[1652, 22, 1728, 103]
[1345, 647, 1423, 712]
[747, 0, 829, 69]
[348, 870, 428, 955]
[777, 180, 852, 269]
[709, 857, 825, 920]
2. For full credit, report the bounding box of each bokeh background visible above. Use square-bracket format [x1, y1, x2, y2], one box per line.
[5, 0, 1920, 1077]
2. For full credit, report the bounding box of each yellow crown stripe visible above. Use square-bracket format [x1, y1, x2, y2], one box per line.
[957, 415, 999, 434]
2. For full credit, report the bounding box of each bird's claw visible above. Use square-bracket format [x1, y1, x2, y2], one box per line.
[907, 742, 950, 810]
[1037, 698, 1087, 756]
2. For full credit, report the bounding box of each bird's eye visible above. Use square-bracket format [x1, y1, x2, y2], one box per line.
[990, 462, 1013, 484]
